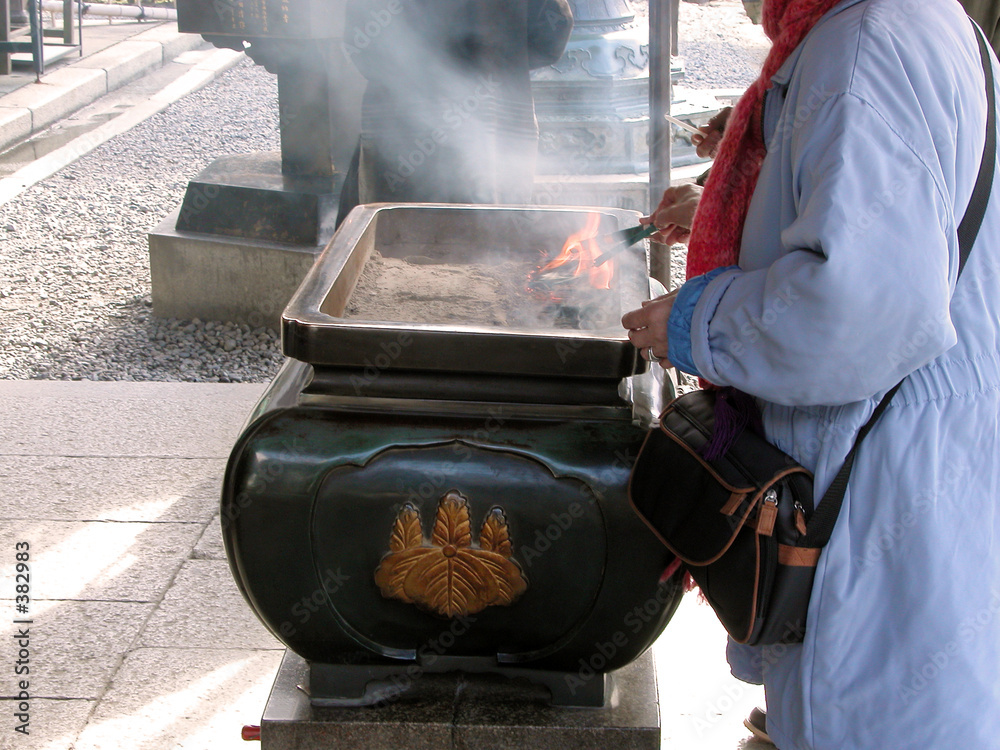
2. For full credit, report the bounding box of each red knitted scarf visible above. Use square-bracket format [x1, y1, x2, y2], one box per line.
[686, 0, 844, 278]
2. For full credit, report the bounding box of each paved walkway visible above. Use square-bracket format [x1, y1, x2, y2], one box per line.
[0, 18, 234, 154]
[0, 381, 766, 749]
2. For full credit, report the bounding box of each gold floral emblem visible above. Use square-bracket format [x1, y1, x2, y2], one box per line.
[374, 491, 528, 618]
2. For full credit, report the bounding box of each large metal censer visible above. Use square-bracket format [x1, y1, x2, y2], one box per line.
[223, 204, 684, 708]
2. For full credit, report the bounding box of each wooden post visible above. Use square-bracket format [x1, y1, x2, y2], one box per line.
[30, 0, 42, 80]
[671, 0, 679, 56]
[9, 0, 26, 25]
[0, 0, 10, 76]
[648, 0, 673, 288]
[61, 0, 74, 44]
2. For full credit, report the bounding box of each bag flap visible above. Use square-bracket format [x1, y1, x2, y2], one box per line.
[629, 427, 761, 565]
[631, 390, 813, 566]
[661, 390, 808, 488]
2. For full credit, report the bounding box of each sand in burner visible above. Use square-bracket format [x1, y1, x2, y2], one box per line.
[344, 252, 578, 329]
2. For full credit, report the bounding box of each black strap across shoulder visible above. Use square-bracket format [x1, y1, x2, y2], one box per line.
[803, 20, 996, 548]
[958, 25, 997, 275]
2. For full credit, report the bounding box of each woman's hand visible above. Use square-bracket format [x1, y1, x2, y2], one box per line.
[639, 183, 703, 245]
[621, 291, 678, 369]
[691, 106, 732, 159]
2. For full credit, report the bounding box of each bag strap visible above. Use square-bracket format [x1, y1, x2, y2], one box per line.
[803, 21, 996, 548]
[959, 25, 998, 275]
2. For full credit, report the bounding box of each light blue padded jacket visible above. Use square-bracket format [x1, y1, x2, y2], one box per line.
[667, 1, 1000, 747]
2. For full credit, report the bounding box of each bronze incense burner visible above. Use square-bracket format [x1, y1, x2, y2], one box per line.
[223, 204, 683, 708]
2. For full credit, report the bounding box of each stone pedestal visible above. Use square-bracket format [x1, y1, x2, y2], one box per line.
[152, 6, 364, 327]
[9, 0, 27, 26]
[148, 207, 322, 329]
[533, 173, 650, 213]
[173, 152, 341, 245]
[259, 650, 661, 750]
[148, 151, 345, 328]
[529, 0, 725, 214]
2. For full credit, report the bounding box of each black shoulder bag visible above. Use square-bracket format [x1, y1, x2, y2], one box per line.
[629, 23, 996, 646]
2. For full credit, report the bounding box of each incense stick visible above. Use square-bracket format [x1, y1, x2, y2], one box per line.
[663, 114, 703, 136]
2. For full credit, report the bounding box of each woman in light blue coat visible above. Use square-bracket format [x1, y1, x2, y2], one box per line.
[624, 0, 1000, 747]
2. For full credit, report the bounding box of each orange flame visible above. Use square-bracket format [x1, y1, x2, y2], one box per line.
[537, 212, 613, 290]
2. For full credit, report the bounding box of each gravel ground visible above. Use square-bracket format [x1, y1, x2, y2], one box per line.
[0, 59, 284, 382]
[676, 0, 769, 89]
[0, 2, 767, 383]
[632, 0, 768, 89]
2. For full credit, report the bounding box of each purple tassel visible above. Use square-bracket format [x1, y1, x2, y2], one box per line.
[700, 387, 764, 461]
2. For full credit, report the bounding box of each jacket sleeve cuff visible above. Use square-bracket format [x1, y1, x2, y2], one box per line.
[668, 266, 739, 377]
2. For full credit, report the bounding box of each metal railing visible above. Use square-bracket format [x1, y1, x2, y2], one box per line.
[0, 0, 82, 79]
[41, 1, 177, 21]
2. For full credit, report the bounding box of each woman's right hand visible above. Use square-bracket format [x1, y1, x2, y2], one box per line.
[691, 106, 732, 159]
[640, 183, 704, 244]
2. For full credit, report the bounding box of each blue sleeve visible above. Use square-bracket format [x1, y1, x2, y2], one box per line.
[688, 95, 956, 405]
[667, 266, 740, 377]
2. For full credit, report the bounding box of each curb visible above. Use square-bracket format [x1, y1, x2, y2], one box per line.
[0, 22, 237, 153]
[0, 45, 244, 206]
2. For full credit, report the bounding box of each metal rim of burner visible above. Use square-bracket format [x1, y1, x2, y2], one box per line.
[282, 203, 652, 403]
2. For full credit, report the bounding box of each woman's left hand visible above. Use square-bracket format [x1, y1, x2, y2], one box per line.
[621, 291, 678, 369]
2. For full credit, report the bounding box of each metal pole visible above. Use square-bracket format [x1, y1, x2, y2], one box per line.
[648, 0, 673, 286]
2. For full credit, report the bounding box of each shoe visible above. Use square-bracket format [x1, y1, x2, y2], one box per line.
[744, 706, 775, 745]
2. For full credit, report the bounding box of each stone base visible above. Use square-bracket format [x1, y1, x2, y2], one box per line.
[174, 153, 341, 246]
[148, 208, 322, 329]
[260, 650, 660, 750]
[309, 656, 613, 709]
[533, 173, 651, 213]
[536, 114, 651, 176]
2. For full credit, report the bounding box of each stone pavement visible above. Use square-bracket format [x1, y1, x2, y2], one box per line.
[0, 17, 231, 153]
[0, 380, 767, 749]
